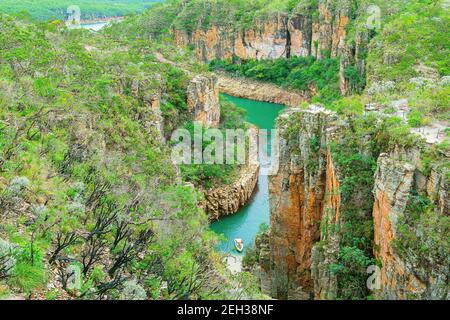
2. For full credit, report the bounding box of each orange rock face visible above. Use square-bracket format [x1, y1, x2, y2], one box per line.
[324, 149, 341, 224]
[268, 108, 340, 299]
[205, 164, 259, 220]
[186, 75, 220, 128]
[371, 151, 448, 300]
[172, 6, 350, 62]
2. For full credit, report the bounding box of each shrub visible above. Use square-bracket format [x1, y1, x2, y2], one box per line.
[330, 246, 375, 300]
[366, 81, 395, 96]
[407, 110, 425, 127]
[210, 56, 342, 104]
[394, 191, 450, 285]
[8, 263, 46, 294]
[8, 176, 30, 195]
[121, 279, 147, 300]
[0, 239, 16, 280]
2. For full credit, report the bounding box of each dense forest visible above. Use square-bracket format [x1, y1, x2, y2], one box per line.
[0, 0, 163, 21]
[0, 0, 448, 301]
[0, 10, 262, 300]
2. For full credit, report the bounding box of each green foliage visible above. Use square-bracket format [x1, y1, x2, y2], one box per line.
[393, 191, 450, 275]
[329, 126, 377, 300]
[373, 116, 422, 152]
[330, 246, 374, 300]
[344, 65, 366, 94]
[9, 262, 46, 295]
[180, 97, 248, 189]
[0, 13, 240, 300]
[210, 56, 342, 104]
[367, 1, 449, 84]
[409, 83, 450, 121]
[171, 0, 294, 33]
[0, 1, 162, 21]
[330, 96, 365, 116]
[407, 110, 425, 128]
[8, 244, 46, 295]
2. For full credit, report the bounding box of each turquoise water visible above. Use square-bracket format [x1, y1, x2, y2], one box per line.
[80, 22, 108, 31]
[210, 94, 286, 254]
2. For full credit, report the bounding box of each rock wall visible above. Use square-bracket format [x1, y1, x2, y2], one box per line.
[217, 75, 307, 107]
[174, 1, 351, 62]
[267, 107, 341, 299]
[186, 75, 221, 128]
[373, 149, 449, 300]
[173, 1, 355, 96]
[205, 164, 259, 220]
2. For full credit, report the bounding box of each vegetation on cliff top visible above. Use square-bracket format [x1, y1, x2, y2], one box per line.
[0, 0, 163, 21]
[180, 97, 249, 189]
[210, 56, 342, 104]
[0, 13, 259, 300]
[0, 0, 448, 301]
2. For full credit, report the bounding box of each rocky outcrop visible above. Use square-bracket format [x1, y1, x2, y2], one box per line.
[267, 106, 341, 299]
[425, 168, 449, 217]
[174, 1, 351, 62]
[126, 76, 165, 142]
[173, 1, 364, 96]
[205, 164, 259, 220]
[234, 14, 290, 60]
[187, 75, 221, 127]
[373, 149, 449, 300]
[217, 75, 307, 107]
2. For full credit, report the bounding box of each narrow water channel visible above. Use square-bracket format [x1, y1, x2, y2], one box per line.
[80, 22, 108, 31]
[210, 94, 286, 255]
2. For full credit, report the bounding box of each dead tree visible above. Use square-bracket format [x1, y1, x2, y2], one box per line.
[49, 232, 81, 264]
[108, 230, 154, 278]
[111, 219, 132, 251]
[95, 275, 128, 299]
[0, 253, 14, 280]
[54, 257, 79, 291]
[80, 235, 107, 276]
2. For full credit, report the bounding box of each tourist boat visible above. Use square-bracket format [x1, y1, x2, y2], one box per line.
[234, 239, 244, 253]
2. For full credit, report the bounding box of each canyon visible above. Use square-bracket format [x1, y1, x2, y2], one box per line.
[183, 62, 448, 300]
[173, 0, 365, 96]
[217, 75, 307, 107]
[249, 106, 449, 300]
[1, 0, 447, 302]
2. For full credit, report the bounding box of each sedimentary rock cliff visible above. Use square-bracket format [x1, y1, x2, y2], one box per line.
[174, 1, 351, 62]
[257, 105, 448, 300]
[173, 0, 359, 96]
[204, 164, 259, 220]
[373, 149, 449, 300]
[187, 75, 221, 127]
[267, 106, 341, 299]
